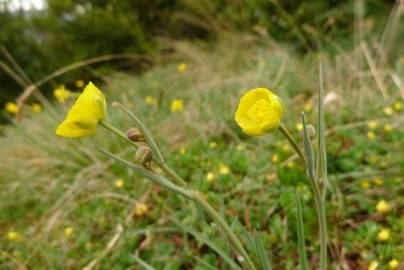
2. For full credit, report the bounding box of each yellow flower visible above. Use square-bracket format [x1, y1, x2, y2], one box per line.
[75, 79, 85, 88]
[177, 63, 187, 72]
[368, 261, 379, 270]
[206, 172, 216, 182]
[376, 200, 391, 213]
[208, 142, 217, 149]
[271, 154, 279, 163]
[388, 259, 399, 269]
[218, 163, 230, 175]
[384, 107, 394, 116]
[367, 120, 378, 129]
[135, 203, 148, 217]
[5, 102, 18, 114]
[360, 180, 370, 189]
[282, 144, 291, 153]
[373, 177, 384, 186]
[304, 102, 313, 112]
[377, 228, 390, 241]
[114, 179, 124, 188]
[296, 123, 304, 132]
[235, 88, 284, 136]
[236, 144, 245, 151]
[287, 161, 295, 168]
[53, 85, 72, 103]
[64, 227, 73, 237]
[367, 131, 376, 140]
[393, 101, 402, 111]
[145, 95, 156, 106]
[171, 99, 184, 112]
[56, 82, 106, 138]
[31, 103, 42, 113]
[383, 124, 392, 133]
[179, 147, 187, 155]
[7, 231, 20, 241]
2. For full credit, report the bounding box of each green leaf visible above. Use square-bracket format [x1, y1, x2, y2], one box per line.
[193, 256, 220, 270]
[301, 112, 315, 181]
[296, 191, 310, 270]
[254, 230, 272, 270]
[318, 62, 328, 199]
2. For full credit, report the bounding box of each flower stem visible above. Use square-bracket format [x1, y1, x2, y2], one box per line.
[279, 124, 305, 164]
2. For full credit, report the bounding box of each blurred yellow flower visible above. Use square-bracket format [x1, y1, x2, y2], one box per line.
[384, 107, 394, 116]
[145, 95, 156, 106]
[287, 161, 295, 168]
[53, 85, 72, 103]
[388, 259, 399, 269]
[208, 142, 217, 149]
[177, 63, 187, 72]
[75, 79, 85, 88]
[368, 261, 379, 270]
[367, 120, 378, 129]
[171, 99, 184, 112]
[296, 123, 304, 131]
[64, 227, 73, 237]
[393, 101, 402, 111]
[135, 203, 148, 217]
[7, 231, 20, 241]
[360, 180, 370, 189]
[218, 163, 230, 175]
[377, 228, 390, 241]
[373, 177, 384, 186]
[31, 103, 42, 113]
[367, 131, 376, 140]
[236, 144, 245, 151]
[206, 172, 216, 182]
[56, 82, 106, 138]
[115, 179, 124, 188]
[235, 88, 284, 136]
[179, 147, 187, 155]
[271, 154, 279, 163]
[5, 102, 18, 114]
[383, 124, 392, 133]
[282, 144, 291, 153]
[376, 200, 391, 213]
[304, 102, 313, 112]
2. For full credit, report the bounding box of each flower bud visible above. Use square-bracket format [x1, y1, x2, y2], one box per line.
[127, 128, 145, 142]
[135, 146, 153, 167]
[300, 124, 316, 139]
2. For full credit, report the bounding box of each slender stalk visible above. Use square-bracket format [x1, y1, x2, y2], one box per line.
[278, 125, 305, 164]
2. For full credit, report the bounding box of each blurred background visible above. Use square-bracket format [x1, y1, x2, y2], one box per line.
[0, 1, 403, 269]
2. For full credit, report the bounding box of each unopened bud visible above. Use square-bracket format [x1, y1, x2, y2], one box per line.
[127, 128, 145, 142]
[300, 124, 316, 139]
[135, 146, 153, 168]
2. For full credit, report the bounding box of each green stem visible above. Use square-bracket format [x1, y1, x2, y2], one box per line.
[278, 125, 305, 164]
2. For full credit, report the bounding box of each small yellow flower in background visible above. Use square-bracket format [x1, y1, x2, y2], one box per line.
[383, 124, 392, 133]
[376, 200, 391, 213]
[179, 147, 187, 155]
[304, 102, 313, 112]
[135, 203, 148, 217]
[367, 131, 376, 140]
[64, 227, 73, 237]
[287, 161, 295, 168]
[282, 144, 291, 153]
[368, 261, 379, 270]
[75, 79, 85, 88]
[206, 172, 216, 182]
[115, 179, 124, 188]
[7, 231, 20, 241]
[266, 173, 277, 182]
[373, 177, 384, 186]
[56, 82, 106, 138]
[235, 88, 284, 136]
[171, 99, 184, 112]
[271, 154, 279, 163]
[296, 123, 304, 132]
[393, 101, 402, 111]
[177, 63, 187, 72]
[360, 180, 370, 189]
[388, 259, 399, 269]
[53, 85, 72, 103]
[367, 120, 378, 129]
[208, 141, 217, 149]
[377, 228, 390, 241]
[5, 102, 18, 114]
[31, 103, 42, 113]
[236, 144, 245, 151]
[218, 163, 230, 175]
[145, 95, 157, 106]
[384, 106, 394, 116]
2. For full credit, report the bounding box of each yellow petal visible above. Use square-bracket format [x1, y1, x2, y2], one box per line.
[56, 119, 97, 138]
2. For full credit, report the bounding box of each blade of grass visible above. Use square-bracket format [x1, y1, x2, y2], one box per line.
[318, 62, 328, 199]
[254, 230, 272, 270]
[295, 191, 310, 270]
[132, 254, 158, 270]
[193, 256, 220, 270]
[301, 112, 315, 182]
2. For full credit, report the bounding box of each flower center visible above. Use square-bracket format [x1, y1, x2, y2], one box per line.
[247, 99, 272, 123]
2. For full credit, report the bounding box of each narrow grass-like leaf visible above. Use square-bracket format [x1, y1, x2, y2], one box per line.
[172, 218, 242, 270]
[254, 230, 272, 270]
[318, 62, 328, 199]
[295, 191, 310, 270]
[193, 256, 220, 270]
[301, 112, 315, 181]
[132, 254, 158, 270]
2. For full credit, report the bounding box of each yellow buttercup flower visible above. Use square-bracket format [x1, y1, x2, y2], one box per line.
[218, 163, 230, 175]
[53, 85, 73, 103]
[367, 131, 376, 140]
[7, 231, 20, 241]
[393, 101, 402, 111]
[373, 177, 384, 186]
[171, 99, 184, 112]
[287, 161, 295, 168]
[296, 123, 303, 132]
[377, 228, 390, 241]
[75, 79, 85, 88]
[179, 147, 187, 155]
[64, 227, 74, 237]
[367, 120, 378, 129]
[208, 141, 217, 149]
[383, 124, 392, 133]
[376, 200, 391, 213]
[145, 95, 157, 106]
[360, 180, 370, 189]
[135, 203, 148, 217]
[384, 106, 394, 116]
[31, 103, 42, 113]
[206, 172, 216, 182]
[235, 88, 284, 136]
[304, 102, 313, 112]
[236, 144, 245, 151]
[5, 102, 18, 114]
[368, 261, 379, 270]
[56, 82, 106, 138]
[115, 179, 124, 188]
[271, 154, 279, 163]
[388, 259, 399, 269]
[177, 63, 187, 72]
